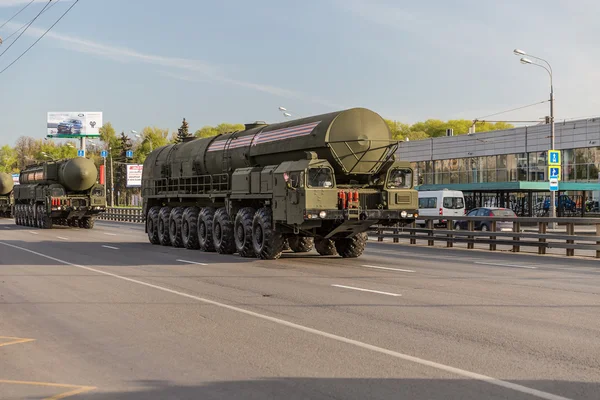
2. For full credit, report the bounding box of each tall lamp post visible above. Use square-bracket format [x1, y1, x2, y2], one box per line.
[514, 48, 556, 225]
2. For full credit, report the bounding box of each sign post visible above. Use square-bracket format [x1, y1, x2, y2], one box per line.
[548, 166, 561, 181]
[549, 178, 559, 192]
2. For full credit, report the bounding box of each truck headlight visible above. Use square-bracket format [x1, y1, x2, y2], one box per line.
[401, 211, 407, 218]
[319, 211, 327, 218]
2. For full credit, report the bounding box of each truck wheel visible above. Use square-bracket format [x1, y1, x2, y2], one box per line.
[27, 205, 33, 227]
[181, 207, 200, 249]
[169, 207, 185, 248]
[158, 206, 172, 246]
[42, 214, 53, 229]
[146, 206, 160, 245]
[213, 207, 236, 254]
[252, 207, 284, 260]
[334, 232, 368, 258]
[315, 238, 337, 256]
[81, 217, 94, 229]
[287, 236, 314, 253]
[234, 207, 256, 258]
[197, 207, 215, 252]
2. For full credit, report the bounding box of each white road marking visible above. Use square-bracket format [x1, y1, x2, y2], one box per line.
[474, 262, 537, 269]
[103, 233, 118, 236]
[28, 231, 39, 235]
[102, 245, 119, 250]
[56, 236, 69, 241]
[361, 264, 415, 273]
[331, 284, 402, 297]
[176, 259, 208, 266]
[0, 241, 572, 400]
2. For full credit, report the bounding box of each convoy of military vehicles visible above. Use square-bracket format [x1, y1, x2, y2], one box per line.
[141, 107, 418, 260]
[0, 108, 417, 259]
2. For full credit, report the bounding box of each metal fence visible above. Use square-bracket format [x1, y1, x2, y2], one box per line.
[97, 207, 144, 223]
[372, 216, 600, 259]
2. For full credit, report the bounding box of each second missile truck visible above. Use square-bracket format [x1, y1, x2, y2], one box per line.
[0, 172, 14, 217]
[142, 107, 418, 259]
[13, 157, 106, 228]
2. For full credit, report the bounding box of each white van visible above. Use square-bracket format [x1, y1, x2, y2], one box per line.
[416, 189, 465, 227]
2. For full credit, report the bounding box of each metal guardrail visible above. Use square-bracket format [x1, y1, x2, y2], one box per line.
[97, 207, 144, 223]
[371, 215, 600, 259]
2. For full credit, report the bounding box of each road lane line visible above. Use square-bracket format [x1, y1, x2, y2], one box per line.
[0, 241, 572, 400]
[331, 284, 402, 297]
[361, 264, 415, 273]
[176, 259, 208, 266]
[101, 245, 119, 250]
[28, 231, 39, 235]
[56, 237, 68, 241]
[475, 262, 537, 269]
[0, 380, 96, 399]
[103, 233, 117, 236]
[0, 336, 35, 347]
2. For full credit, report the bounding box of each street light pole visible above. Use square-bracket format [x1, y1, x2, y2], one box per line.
[514, 49, 556, 226]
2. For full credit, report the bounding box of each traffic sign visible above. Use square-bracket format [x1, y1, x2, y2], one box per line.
[549, 178, 559, 192]
[77, 149, 85, 157]
[548, 166, 561, 181]
[101, 150, 108, 158]
[126, 150, 133, 158]
[548, 150, 561, 165]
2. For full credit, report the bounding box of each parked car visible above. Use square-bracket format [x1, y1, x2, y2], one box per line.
[416, 189, 465, 227]
[543, 195, 576, 212]
[57, 119, 83, 134]
[454, 207, 517, 232]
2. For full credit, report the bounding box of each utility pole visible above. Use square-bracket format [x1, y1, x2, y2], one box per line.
[109, 150, 114, 207]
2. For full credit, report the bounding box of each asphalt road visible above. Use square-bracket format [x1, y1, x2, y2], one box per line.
[0, 218, 599, 400]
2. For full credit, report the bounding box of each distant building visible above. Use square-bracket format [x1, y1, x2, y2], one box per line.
[397, 117, 600, 216]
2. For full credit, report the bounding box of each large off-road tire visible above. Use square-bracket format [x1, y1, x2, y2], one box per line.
[287, 236, 314, 253]
[169, 207, 185, 248]
[42, 213, 53, 229]
[334, 232, 368, 258]
[81, 217, 94, 229]
[27, 205, 33, 227]
[181, 207, 200, 249]
[234, 207, 255, 258]
[315, 237, 337, 256]
[146, 206, 160, 244]
[36, 205, 44, 228]
[197, 207, 215, 252]
[252, 207, 284, 260]
[158, 206, 172, 246]
[213, 207, 236, 254]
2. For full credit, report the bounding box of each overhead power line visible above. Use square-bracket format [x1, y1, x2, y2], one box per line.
[1, 0, 61, 44]
[0, 0, 35, 30]
[0, 0, 52, 61]
[0, 0, 79, 76]
[475, 100, 549, 121]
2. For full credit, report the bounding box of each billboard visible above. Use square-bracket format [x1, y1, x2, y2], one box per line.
[126, 164, 143, 187]
[47, 112, 103, 138]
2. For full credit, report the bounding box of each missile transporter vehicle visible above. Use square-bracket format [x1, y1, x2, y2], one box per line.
[13, 157, 107, 229]
[0, 172, 14, 217]
[142, 107, 418, 259]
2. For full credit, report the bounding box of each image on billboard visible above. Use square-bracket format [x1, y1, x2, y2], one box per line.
[126, 164, 143, 187]
[47, 112, 103, 138]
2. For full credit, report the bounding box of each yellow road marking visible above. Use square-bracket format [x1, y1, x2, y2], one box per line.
[0, 336, 35, 347]
[0, 380, 96, 399]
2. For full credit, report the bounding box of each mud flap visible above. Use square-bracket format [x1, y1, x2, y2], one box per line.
[324, 220, 374, 239]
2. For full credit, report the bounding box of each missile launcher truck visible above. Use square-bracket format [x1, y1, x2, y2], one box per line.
[13, 157, 106, 229]
[0, 172, 14, 218]
[142, 107, 418, 260]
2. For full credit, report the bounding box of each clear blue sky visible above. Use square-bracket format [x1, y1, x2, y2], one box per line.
[0, 0, 598, 145]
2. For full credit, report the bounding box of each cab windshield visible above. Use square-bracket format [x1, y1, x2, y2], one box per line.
[387, 168, 412, 189]
[307, 167, 333, 188]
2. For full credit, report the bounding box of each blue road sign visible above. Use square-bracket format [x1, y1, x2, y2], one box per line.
[101, 150, 108, 158]
[549, 166, 560, 179]
[549, 178, 559, 192]
[77, 149, 85, 157]
[126, 150, 133, 158]
[548, 150, 561, 165]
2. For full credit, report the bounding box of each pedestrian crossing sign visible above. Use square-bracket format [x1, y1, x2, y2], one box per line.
[548, 166, 561, 181]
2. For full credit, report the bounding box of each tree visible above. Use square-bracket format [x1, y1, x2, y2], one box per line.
[133, 127, 171, 164]
[0, 145, 17, 173]
[176, 118, 190, 143]
[194, 123, 244, 138]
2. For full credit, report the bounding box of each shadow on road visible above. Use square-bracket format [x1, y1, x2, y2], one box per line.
[75, 378, 599, 400]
